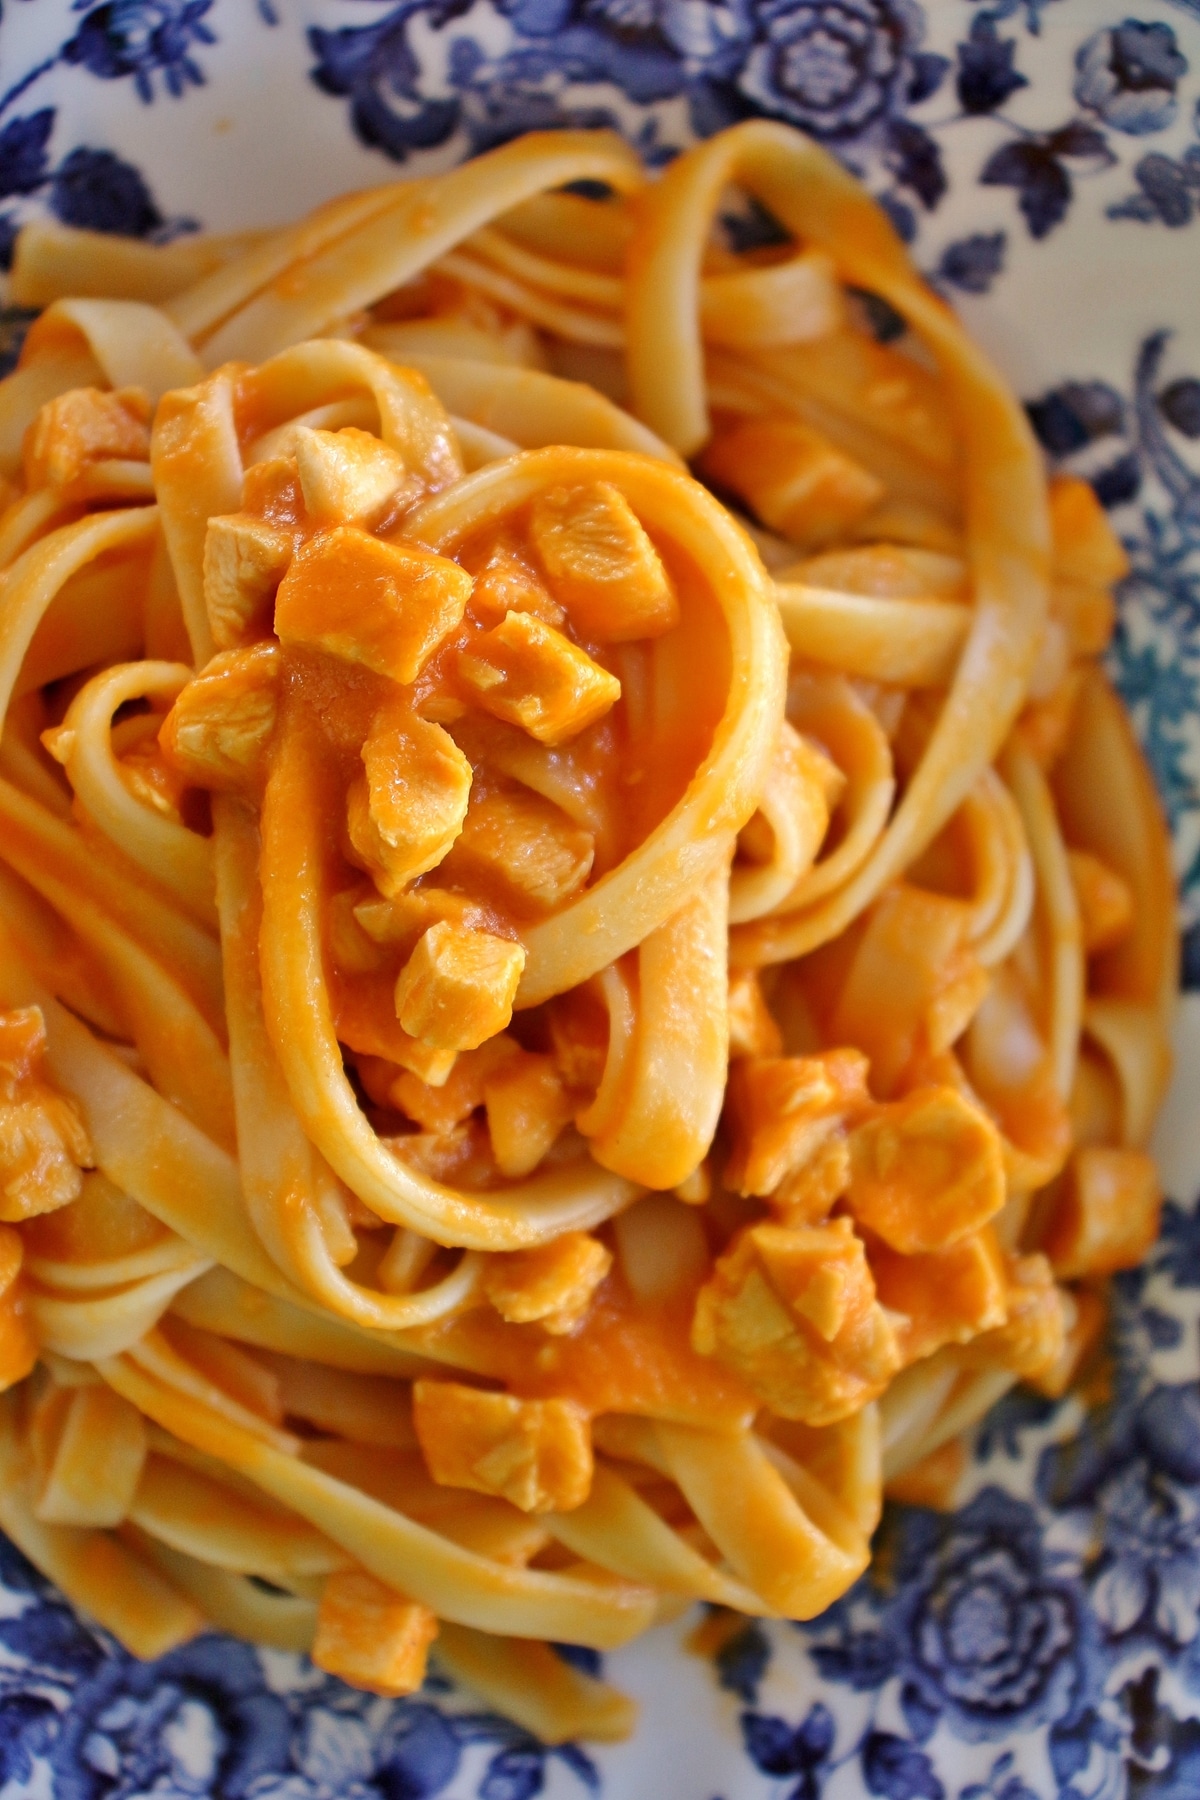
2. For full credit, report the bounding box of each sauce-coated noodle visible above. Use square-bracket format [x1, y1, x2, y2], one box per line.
[0, 123, 1176, 1741]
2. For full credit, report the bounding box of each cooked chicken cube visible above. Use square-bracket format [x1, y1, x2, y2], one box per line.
[353, 885, 494, 960]
[439, 787, 594, 916]
[459, 611, 621, 747]
[394, 921, 525, 1052]
[960, 1252, 1067, 1382]
[727, 970, 783, 1060]
[1067, 850, 1134, 955]
[312, 1567, 438, 1696]
[483, 1050, 575, 1177]
[386, 1037, 518, 1133]
[346, 705, 473, 897]
[470, 541, 565, 627]
[846, 1085, 1005, 1254]
[724, 1051, 870, 1199]
[413, 1380, 593, 1512]
[529, 483, 678, 642]
[484, 1231, 612, 1334]
[692, 1216, 900, 1426]
[274, 525, 472, 683]
[870, 1228, 1009, 1365]
[1026, 1286, 1106, 1400]
[1041, 1145, 1161, 1280]
[203, 512, 294, 649]
[159, 642, 280, 791]
[0, 1224, 35, 1392]
[701, 416, 883, 548]
[0, 1006, 93, 1222]
[23, 386, 150, 491]
[292, 426, 411, 529]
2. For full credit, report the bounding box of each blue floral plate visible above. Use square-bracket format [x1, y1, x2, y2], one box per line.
[2, 2, 1200, 1795]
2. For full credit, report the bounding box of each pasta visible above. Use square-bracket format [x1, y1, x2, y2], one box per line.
[0, 120, 1176, 1742]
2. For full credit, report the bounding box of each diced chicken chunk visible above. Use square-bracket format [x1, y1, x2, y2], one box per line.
[459, 611, 621, 747]
[1041, 1145, 1161, 1280]
[0, 1007, 92, 1222]
[1049, 475, 1129, 587]
[159, 642, 280, 791]
[692, 1216, 900, 1426]
[727, 970, 783, 1059]
[413, 1380, 593, 1512]
[346, 705, 473, 897]
[529, 483, 678, 642]
[1026, 1285, 1106, 1400]
[483, 1050, 574, 1177]
[203, 512, 294, 649]
[23, 386, 150, 491]
[960, 1252, 1067, 1382]
[394, 921, 526, 1052]
[353, 885, 493, 959]
[1067, 850, 1134, 955]
[846, 1085, 1005, 1254]
[312, 1567, 438, 1696]
[292, 425, 411, 529]
[484, 1232, 612, 1334]
[439, 787, 594, 915]
[470, 541, 564, 627]
[701, 416, 883, 548]
[870, 1228, 1009, 1365]
[275, 525, 472, 683]
[724, 1051, 869, 1199]
[385, 1037, 517, 1133]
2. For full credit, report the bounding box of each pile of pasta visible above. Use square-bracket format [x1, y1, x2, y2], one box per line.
[0, 121, 1176, 1742]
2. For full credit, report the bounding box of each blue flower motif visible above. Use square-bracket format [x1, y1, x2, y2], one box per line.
[0, 109, 54, 199]
[63, 1, 217, 103]
[1075, 19, 1188, 137]
[886, 1489, 1085, 1741]
[1091, 1464, 1200, 1644]
[737, 0, 926, 140]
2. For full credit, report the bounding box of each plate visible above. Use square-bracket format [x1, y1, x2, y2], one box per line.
[1, 3, 1200, 1795]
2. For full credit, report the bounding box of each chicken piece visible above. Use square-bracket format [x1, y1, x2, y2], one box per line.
[846, 1086, 1005, 1255]
[312, 1567, 438, 1697]
[529, 483, 678, 642]
[484, 1232, 613, 1334]
[382, 1037, 517, 1133]
[1067, 850, 1134, 955]
[159, 642, 280, 791]
[483, 1049, 575, 1177]
[1026, 1286, 1106, 1400]
[439, 786, 594, 916]
[274, 525, 472, 683]
[23, 385, 150, 491]
[960, 1252, 1067, 1381]
[114, 727, 189, 821]
[869, 1227, 1009, 1366]
[394, 921, 526, 1053]
[32, 1383, 147, 1527]
[242, 454, 306, 530]
[0, 1224, 35, 1392]
[470, 541, 565, 627]
[701, 416, 883, 549]
[353, 886, 495, 963]
[458, 611, 621, 747]
[1049, 474, 1129, 587]
[1040, 1145, 1161, 1280]
[346, 705, 473, 898]
[692, 1216, 900, 1426]
[0, 1006, 93, 1222]
[389, 1118, 497, 1188]
[775, 1137, 853, 1224]
[203, 512, 294, 649]
[723, 1051, 870, 1199]
[292, 425, 411, 528]
[727, 970, 783, 1059]
[412, 1380, 593, 1512]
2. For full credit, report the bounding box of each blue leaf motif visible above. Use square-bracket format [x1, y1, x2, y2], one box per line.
[955, 17, 1027, 115]
[1027, 380, 1125, 455]
[1093, 451, 1142, 507]
[882, 117, 945, 207]
[1137, 1385, 1200, 1485]
[715, 1619, 771, 1701]
[375, 1704, 462, 1800]
[1159, 379, 1200, 438]
[0, 109, 54, 201]
[937, 231, 1005, 294]
[861, 1731, 944, 1800]
[810, 1628, 895, 1689]
[63, 2, 217, 105]
[49, 145, 164, 235]
[980, 137, 1071, 238]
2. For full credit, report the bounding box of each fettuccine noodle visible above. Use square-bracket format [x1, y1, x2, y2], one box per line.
[0, 122, 1175, 1741]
